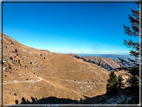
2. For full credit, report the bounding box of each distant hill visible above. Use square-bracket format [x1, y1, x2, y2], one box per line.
[68, 53, 129, 71]
[77, 54, 134, 61]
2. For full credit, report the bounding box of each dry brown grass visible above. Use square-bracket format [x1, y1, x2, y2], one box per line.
[2, 33, 109, 104]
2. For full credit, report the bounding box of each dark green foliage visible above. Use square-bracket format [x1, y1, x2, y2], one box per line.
[126, 67, 139, 87]
[20, 97, 29, 104]
[9, 66, 11, 69]
[10, 57, 13, 60]
[18, 59, 20, 64]
[11, 42, 14, 44]
[15, 49, 18, 53]
[106, 71, 125, 95]
[117, 75, 124, 90]
[119, 3, 140, 87]
[15, 100, 18, 104]
[14, 93, 17, 96]
[106, 71, 118, 95]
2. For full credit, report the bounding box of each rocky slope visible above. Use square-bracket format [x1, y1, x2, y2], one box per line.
[67, 53, 125, 71]
[2, 33, 109, 104]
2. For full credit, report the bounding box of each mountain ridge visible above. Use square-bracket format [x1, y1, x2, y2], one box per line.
[67, 53, 126, 71]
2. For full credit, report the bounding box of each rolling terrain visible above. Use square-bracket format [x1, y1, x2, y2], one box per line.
[78, 54, 134, 61]
[2, 33, 110, 104]
[68, 53, 126, 71]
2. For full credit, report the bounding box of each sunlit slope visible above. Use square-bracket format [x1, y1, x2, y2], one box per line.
[2, 33, 109, 104]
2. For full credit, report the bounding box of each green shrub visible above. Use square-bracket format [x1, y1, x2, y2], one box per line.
[117, 75, 124, 90]
[106, 71, 118, 95]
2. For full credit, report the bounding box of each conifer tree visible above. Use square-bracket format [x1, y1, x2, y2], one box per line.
[106, 71, 118, 95]
[117, 75, 124, 90]
[118, 2, 141, 87]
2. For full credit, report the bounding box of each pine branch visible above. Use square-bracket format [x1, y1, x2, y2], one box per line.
[123, 39, 139, 50]
[123, 24, 134, 36]
[118, 57, 130, 65]
[130, 50, 139, 58]
[131, 8, 139, 19]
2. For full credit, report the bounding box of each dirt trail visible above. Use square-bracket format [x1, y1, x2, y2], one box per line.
[43, 76, 107, 84]
[1, 75, 107, 85]
[1, 75, 92, 97]
[41, 77, 92, 98]
[0, 77, 42, 85]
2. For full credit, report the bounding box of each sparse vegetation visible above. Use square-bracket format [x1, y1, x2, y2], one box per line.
[15, 49, 18, 53]
[14, 93, 17, 96]
[10, 57, 13, 60]
[18, 59, 20, 64]
[24, 65, 28, 69]
[9, 66, 11, 69]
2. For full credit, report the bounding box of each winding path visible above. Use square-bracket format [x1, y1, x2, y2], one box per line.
[40, 77, 92, 97]
[1, 76, 92, 97]
[43, 76, 107, 84]
[0, 77, 42, 85]
[1, 75, 107, 85]
[1, 63, 107, 98]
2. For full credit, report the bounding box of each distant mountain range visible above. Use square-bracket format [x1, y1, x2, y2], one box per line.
[68, 53, 132, 71]
[77, 54, 134, 61]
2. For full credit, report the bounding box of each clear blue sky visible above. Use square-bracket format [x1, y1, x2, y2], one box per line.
[3, 2, 139, 55]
